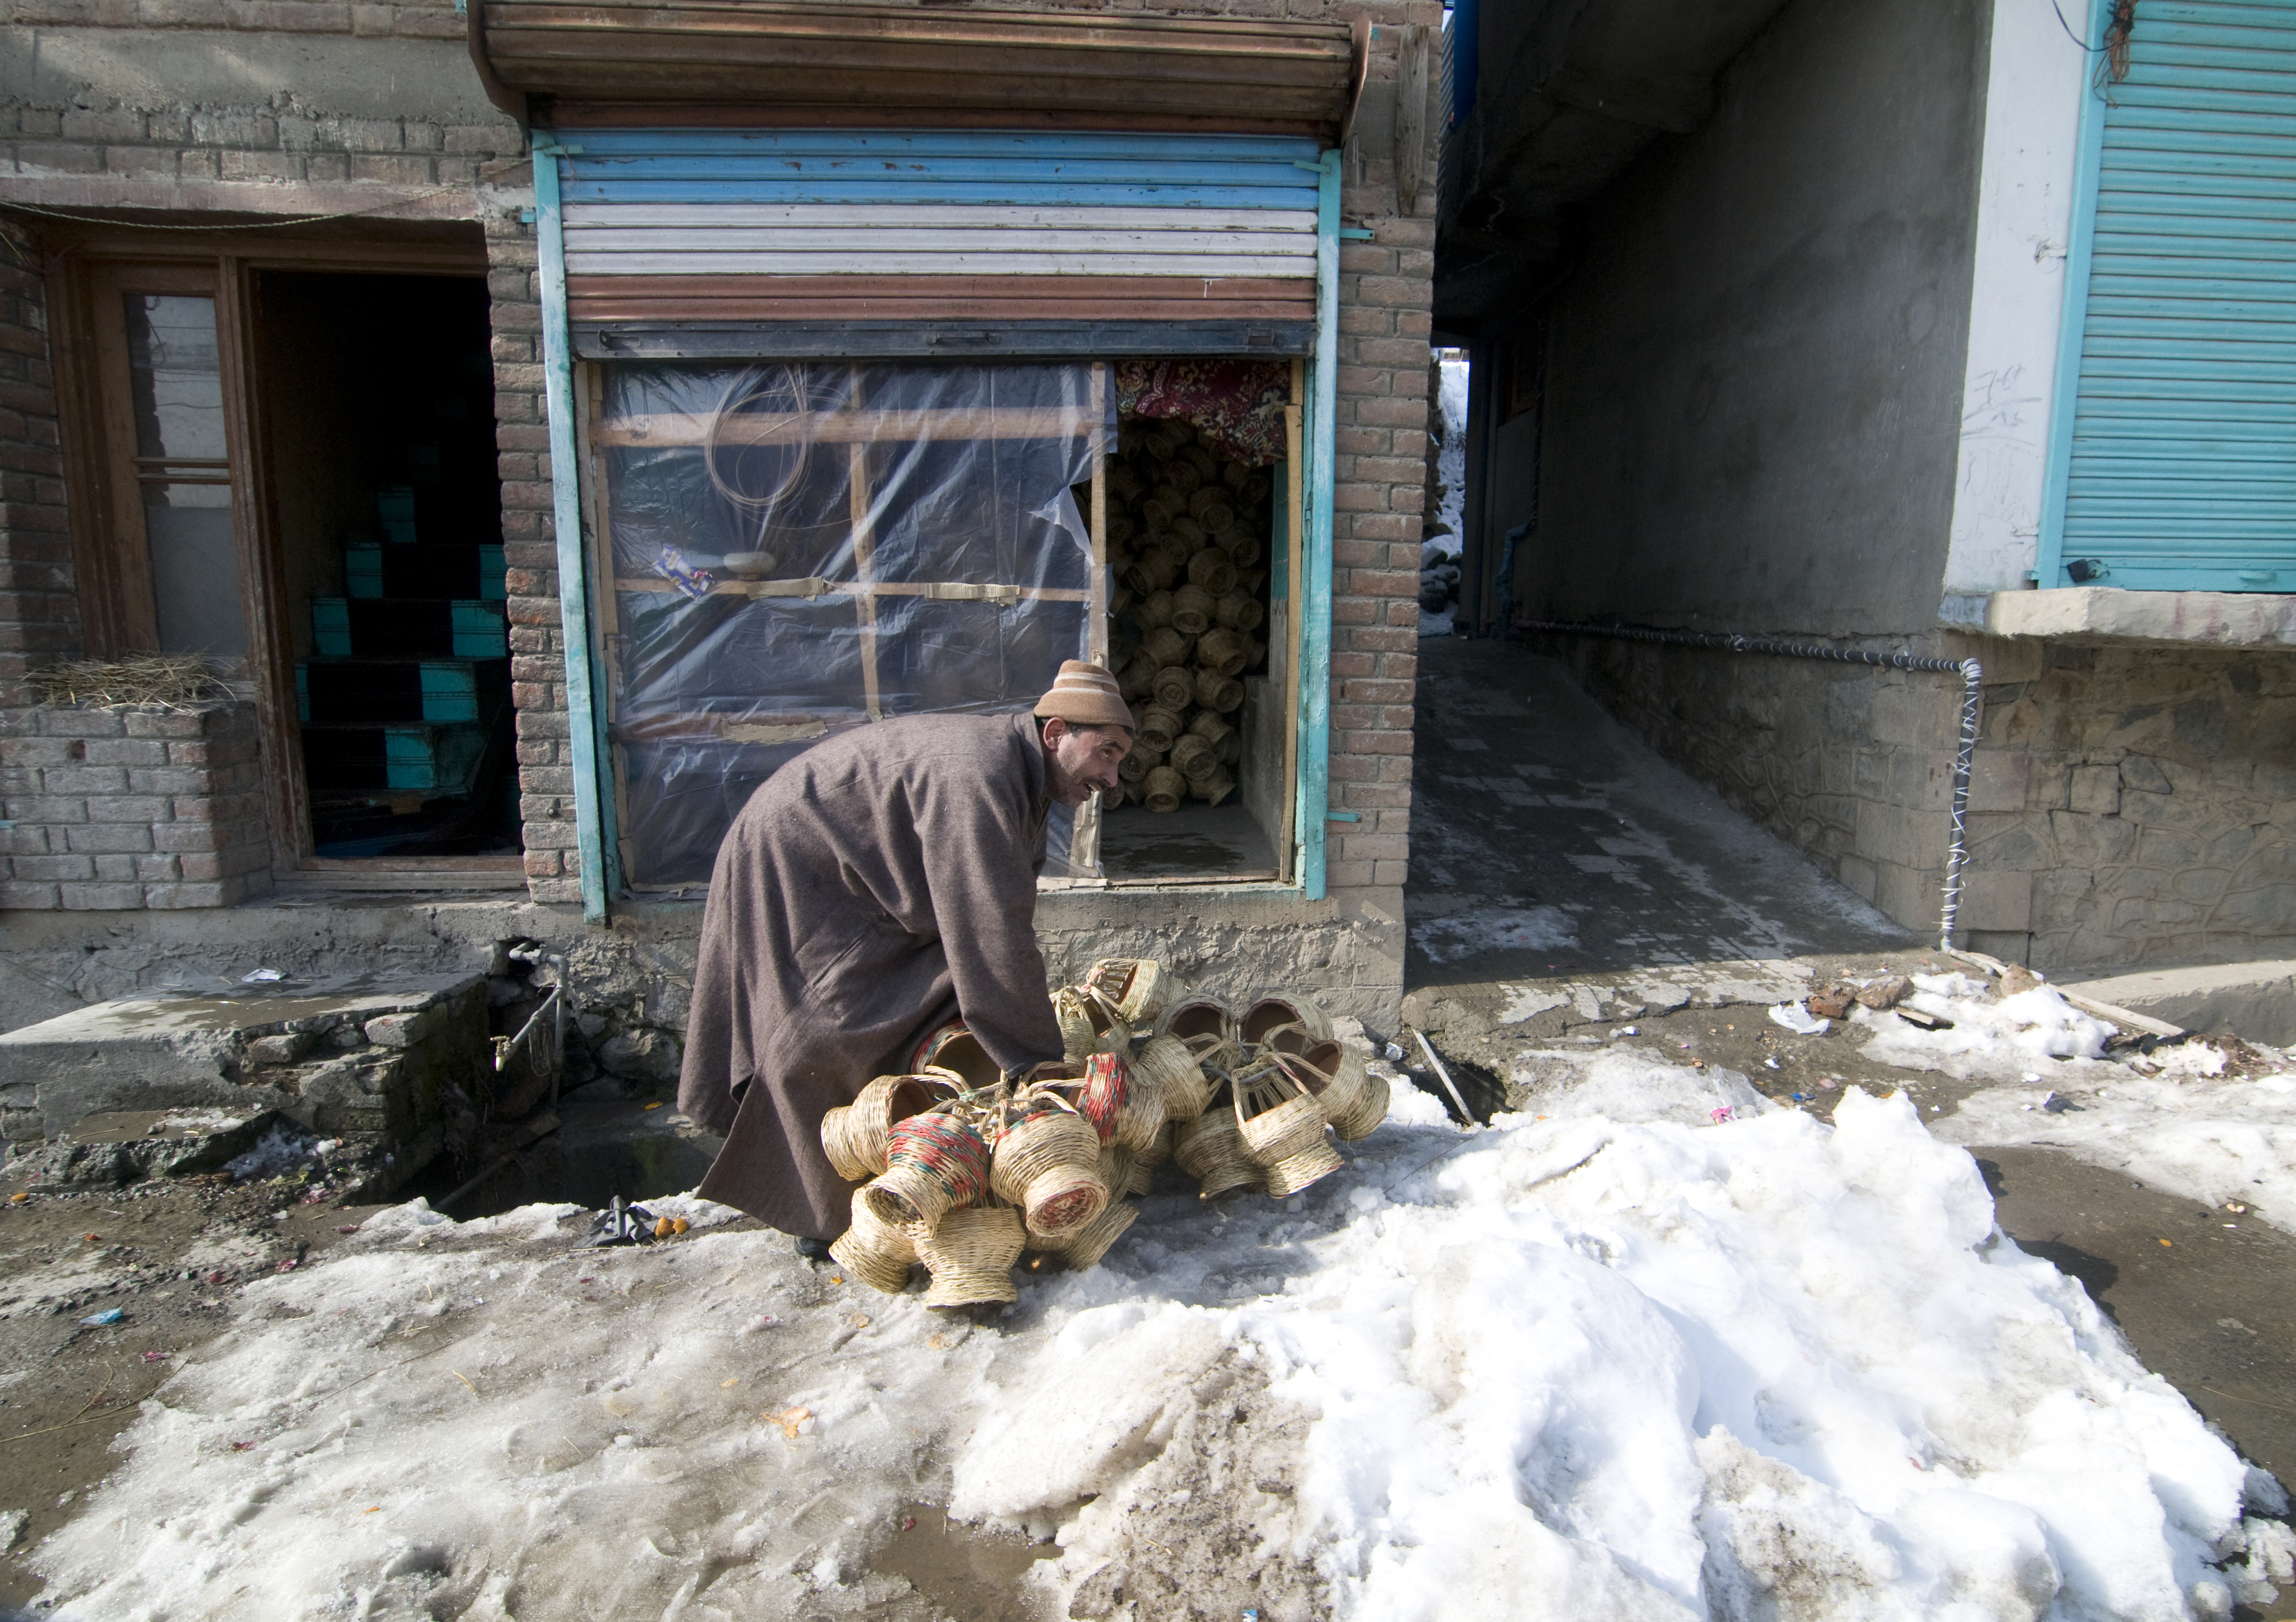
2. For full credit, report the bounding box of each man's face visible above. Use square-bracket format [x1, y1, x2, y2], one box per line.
[1042, 719, 1132, 807]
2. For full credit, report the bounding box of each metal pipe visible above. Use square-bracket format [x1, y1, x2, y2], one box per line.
[1412, 1028, 1474, 1124]
[1520, 621, 1983, 951]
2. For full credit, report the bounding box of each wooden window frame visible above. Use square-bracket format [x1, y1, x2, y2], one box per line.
[43, 222, 523, 888]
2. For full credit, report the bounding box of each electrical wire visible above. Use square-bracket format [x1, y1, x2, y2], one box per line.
[2049, 0, 2106, 51]
[1519, 621, 1984, 952]
[0, 185, 465, 232]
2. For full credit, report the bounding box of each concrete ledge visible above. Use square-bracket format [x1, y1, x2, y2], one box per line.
[2060, 960, 2296, 1047]
[1986, 587, 2296, 649]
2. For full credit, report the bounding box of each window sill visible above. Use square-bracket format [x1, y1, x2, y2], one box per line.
[1984, 587, 2296, 649]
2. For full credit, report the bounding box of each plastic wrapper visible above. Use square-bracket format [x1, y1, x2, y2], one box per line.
[595, 362, 1103, 885]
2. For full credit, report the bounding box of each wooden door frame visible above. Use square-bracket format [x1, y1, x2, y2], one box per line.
[40, 222, 517, 883]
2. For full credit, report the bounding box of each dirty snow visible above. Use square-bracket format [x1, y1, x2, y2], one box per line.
[1851, 974, 2296, 1235]
[1410, 904, 1580, 962]
[1854, 974, 2117, 1078]
[27, 1052, 2284, 1621]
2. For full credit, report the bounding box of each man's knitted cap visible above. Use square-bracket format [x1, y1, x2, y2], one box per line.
[1033, 660, 1135, 730]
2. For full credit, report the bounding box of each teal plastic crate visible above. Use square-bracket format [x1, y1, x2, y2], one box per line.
[452, 600, 504, 656]
[309, 598, 504, 657]
[478, 544, 505, 601]
[312, 597, 352, 657]
[381, 723, 489, 791]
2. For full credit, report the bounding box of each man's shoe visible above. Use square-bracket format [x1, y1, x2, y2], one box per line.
[795, 1235, 832, 1263]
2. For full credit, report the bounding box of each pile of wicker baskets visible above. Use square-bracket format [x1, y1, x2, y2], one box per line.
[821, 956, 1387, 1305]
[1104, 420, 1273, 813]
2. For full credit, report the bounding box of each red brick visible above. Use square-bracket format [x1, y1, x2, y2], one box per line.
[524, 848, 562, 878]
[1355, 396, 1427, 429]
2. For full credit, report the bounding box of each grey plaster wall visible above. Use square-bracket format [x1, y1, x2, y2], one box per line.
[1512, 0, 1990, 636]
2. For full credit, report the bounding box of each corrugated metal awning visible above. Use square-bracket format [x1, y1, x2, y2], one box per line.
[556, 130, 1323, 358]
[473, 0, 1357, 135]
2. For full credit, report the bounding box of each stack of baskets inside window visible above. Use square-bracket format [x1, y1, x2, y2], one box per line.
[821, 956, 1388, 1306]
[1103, 419, 1273, 813]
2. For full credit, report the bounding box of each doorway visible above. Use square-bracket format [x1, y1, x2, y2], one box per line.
[253, 272, 517, 860]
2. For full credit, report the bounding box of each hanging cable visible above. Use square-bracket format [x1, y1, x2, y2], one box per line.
[1519, 621, 1984, 952]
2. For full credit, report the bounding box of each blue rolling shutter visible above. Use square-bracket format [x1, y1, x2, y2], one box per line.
[555, 129, 1323, 359]
[2050, 0, 2296, 592]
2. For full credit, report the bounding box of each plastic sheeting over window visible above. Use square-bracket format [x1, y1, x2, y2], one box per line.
[591, 361, 1104, 885]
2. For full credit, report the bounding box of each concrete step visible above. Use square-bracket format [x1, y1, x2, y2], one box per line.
[0, 972, 493, 1197]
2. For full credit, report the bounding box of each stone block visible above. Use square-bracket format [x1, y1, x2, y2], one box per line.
[2119, 754, 2173, 795]
[1958, 870, 2033, 934]
[2068, 764, 2119, 817]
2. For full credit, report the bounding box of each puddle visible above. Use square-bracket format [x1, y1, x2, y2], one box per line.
[871, 1503, 1057, 1622]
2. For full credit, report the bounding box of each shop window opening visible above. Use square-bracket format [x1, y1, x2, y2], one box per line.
[584, 355, 1302, 892]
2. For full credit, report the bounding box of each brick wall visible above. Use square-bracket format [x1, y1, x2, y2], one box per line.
[1, 700, 272, 908]
[483, 207, 582, 908]
[0, 222, 76, 706]
[1323, 13, 1439, 897]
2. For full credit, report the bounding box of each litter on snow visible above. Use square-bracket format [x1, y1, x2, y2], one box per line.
[1767, 1001, 1829, 1036]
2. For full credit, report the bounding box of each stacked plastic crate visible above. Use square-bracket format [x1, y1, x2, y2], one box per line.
[297, 485, 509, 847]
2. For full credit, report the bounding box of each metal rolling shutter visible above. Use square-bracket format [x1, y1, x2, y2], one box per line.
[2056, 0, 2296, 591]
[556, 130, 1324, 358]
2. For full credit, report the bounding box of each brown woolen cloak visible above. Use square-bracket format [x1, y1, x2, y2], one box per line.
[678, 712, 1068, 1237]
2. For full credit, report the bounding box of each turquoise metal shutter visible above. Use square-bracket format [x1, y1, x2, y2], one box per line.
[2046, 0, 2296, 592]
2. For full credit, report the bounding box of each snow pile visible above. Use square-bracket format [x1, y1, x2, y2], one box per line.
[1937, 1058, 2296, 1234]
[962, 1086, 2262, 1622]
[1853, 974, 2116, 1077]
[28, 1071, 2281, 1621]
[1850, 971, 2296, 1233]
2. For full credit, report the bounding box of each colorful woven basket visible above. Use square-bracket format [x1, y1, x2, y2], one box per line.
[1073, 1049, 1163, 1152]
[862, 1109, 991, 1234]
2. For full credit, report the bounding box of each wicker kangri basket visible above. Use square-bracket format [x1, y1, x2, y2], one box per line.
[829, 1187, 918, 1295]
[1054, 984, 1133, 1062]
[820, 1073, 942, 1183]
[1172, 1093, 1264, 1200]
[1129, 1033, 1212, 1123]
[1084, 958, 1169, 1024]
[1031, 1196, 1138, 1269]
[919, 1204, 1026, 1306]
[1233, 1057, 1340, 1196]
[988, 1091, 1109, 1237]
[862, 1109, 992, 1234]
[1269, 1041, 1387, 1142]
